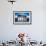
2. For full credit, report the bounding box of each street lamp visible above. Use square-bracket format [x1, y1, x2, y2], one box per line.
[8, 0, 16, 4]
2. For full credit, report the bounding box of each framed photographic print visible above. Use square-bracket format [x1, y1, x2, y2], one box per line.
[13, 11, 32, 25]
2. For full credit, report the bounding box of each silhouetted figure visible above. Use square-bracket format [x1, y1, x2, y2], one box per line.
[43, 44, 46, 46]
[40, 41, 42, 44]
[2, 43, 6, 46]
[18, 33, 25, 46]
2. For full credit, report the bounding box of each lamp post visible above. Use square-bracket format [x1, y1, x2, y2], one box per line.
[8, 0, 16, 4]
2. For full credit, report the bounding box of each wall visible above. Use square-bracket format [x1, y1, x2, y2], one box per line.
[0, 0, 46, 42]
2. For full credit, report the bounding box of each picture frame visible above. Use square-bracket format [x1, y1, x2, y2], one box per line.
[13, 11, 32, 25]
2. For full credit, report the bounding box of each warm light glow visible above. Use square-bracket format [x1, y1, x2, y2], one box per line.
[19, 6, 24, 11]
[19, 32, 25, 34]
[23, 0, 30, 3]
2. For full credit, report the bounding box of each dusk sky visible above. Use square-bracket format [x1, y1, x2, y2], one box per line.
[0, 0, 46, 42]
